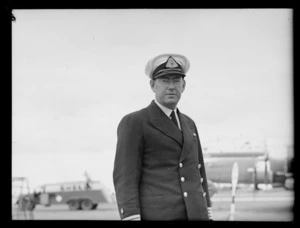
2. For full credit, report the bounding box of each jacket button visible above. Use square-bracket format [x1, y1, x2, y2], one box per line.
[120, 208, 124, 214]
[179, 163, 183, 168]
[193, 133, 197, 137]
[181, 177, 185, 182]
[201, 178, 204, 183]
[183, 192, 188, 197]
[198, 164, 201, 169]
[203, 192, 206, 197]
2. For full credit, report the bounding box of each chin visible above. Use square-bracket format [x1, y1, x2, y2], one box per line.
[164, 100, 178, 108]
[166, 97, 178, 103]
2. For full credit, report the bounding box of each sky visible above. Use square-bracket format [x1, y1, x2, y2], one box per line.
[12, 9, 293, 192]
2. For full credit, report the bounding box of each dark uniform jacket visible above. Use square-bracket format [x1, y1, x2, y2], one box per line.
[113, 100, 211, 221]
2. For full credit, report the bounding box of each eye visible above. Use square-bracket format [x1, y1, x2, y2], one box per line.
[161, 79, 170, 83]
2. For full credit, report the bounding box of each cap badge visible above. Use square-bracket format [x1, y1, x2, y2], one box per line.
[166, 57, 179, 68]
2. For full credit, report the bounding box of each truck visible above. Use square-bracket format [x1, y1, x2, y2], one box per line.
[17, 180, 113, 211]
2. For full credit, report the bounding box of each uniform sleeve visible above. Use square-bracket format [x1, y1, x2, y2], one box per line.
[194, 125, 212, 208]
[113, 114, 144, 220]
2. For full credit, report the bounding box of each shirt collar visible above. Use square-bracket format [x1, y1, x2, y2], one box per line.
[154, 99, 177, 117]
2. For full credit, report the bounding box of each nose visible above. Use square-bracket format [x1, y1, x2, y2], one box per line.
[167, 81, 176, 89]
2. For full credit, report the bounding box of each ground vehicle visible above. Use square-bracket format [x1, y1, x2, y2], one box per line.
[18, 180, 112, 211]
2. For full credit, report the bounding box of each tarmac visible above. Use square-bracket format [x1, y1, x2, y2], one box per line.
[12, 186, 294, 222]
[210, 185, 294, 221]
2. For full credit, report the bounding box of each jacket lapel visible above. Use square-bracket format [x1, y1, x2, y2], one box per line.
[148, 101, 183, 146]
[178, 110, 195, 161]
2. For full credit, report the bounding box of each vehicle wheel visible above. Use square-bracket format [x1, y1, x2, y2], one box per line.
[91, 203, 98, 210]
[81, 199, 93, 210]
[284, 177, 294, 190]
[68, 200, 81, 210]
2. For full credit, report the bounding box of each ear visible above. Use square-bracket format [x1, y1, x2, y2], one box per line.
[181, 79, 186, 93]
[150, 80, 156, 92]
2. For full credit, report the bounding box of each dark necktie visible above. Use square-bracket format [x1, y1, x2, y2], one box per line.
[170, 111, 179, 128]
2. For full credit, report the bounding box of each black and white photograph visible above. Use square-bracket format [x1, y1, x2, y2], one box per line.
[12, 9, 294, 221]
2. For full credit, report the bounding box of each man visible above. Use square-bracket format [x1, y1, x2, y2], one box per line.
[113, 53, 212, 221]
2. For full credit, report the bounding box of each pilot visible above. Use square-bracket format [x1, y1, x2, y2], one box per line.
[113, 53, 212, 221]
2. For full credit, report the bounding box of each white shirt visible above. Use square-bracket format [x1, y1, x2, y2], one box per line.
[154, 100, 182, 130]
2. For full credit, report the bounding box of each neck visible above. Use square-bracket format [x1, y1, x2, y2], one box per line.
[155, 100, 177, 111]
[166, 104, 177, 110]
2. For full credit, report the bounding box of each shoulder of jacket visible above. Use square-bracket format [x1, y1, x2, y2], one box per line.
[120, 107, 148, 124]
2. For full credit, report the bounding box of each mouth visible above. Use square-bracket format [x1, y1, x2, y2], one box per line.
[165, 94, 177, 99]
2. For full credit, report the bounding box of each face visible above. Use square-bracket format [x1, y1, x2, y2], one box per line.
[150, 74, 186, 110]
